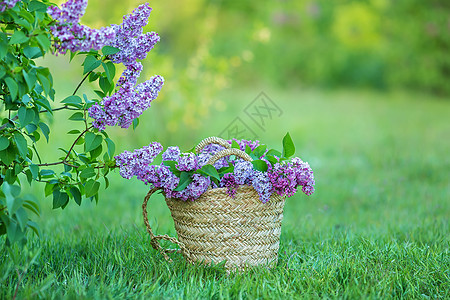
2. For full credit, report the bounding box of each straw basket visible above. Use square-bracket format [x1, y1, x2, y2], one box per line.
[142, 137, 286, 271]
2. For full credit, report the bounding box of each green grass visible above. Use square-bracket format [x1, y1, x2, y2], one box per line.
[1, 88, 449, 299]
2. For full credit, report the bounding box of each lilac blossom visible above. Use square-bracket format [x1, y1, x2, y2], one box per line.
[220, 173, 238, 198]
[108, 3, 160, 66]
[177, 153, 199, 171]
[251, 171, 273, 203]
[0, 0, 21, 12]
[88, 61, 164, 130]
[198, 143, 229, 169]
[233, 160, 253, 185]
[182, 174, 210, 201]
[291, 157, 315, 195]
[267, 162, 298, 198]
[162, 146, 181, 162]
[47, 0, 115, 54]
[115, 142, 163, 180]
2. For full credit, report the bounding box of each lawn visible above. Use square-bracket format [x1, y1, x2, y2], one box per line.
[1, 88, 449, 299]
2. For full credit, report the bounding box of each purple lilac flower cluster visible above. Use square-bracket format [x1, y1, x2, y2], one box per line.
[47, 1, 164, 131]
[115, 145, 210, 201]
[88, 61, 164, 130]
[108, 4, 160, 66]
[114, 142, 163, 180]
[116, 139, 315, 203]
[47, 0, 115, 54]
[0, 0, 21, 12]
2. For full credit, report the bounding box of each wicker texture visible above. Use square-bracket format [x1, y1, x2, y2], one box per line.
[142, 137, 286, 271]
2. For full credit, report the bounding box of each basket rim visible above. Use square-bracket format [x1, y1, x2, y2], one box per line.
[164, 184, 285, 204]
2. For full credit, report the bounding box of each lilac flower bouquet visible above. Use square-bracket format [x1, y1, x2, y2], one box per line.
[116, 134, 315, 203]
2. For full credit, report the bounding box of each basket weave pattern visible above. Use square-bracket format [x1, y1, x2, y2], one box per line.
[166, 185, 285, 269]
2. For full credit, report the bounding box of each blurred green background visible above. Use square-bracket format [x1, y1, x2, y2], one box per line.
[32, 0, 449, 235]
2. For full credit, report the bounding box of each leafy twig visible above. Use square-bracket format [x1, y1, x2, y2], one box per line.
[37, 125, 93, 168]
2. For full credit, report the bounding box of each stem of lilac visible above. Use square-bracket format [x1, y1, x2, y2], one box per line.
[72, 70, 93, 96]
[36, 125, 93, 168]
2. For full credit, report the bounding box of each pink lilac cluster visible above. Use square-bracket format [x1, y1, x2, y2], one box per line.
[0, 0, 21, 12]
[47, 0, 115, 54]
[108, 3, 160, 66]
[88, 61, 164, 130]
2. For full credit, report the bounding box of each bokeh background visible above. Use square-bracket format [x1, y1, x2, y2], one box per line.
[33, 0, 449, 238]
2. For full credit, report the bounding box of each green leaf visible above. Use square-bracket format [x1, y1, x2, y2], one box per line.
[282, 132, 295, 158]
[15, 208, 28, 231]
[67, 129, 81, 134]
[18, 106, 36, 127]
[40, 169, 55, 177]
[52, 190, 69, 209]
[2, 183, 22, 215]
[44, 183, 55, 197]
[266, 155, 278, 166]
[23, 199, 40, 217]
[13, 132, 28, 158]
[35, 34, 51, 51]
[70, 187, 82, 206]
[62, 95, 82, 105]
[102, 46, 121, 56]
[132, 118, 139, 130]
[174, 172, 193, 192]
[28, 1, 48, 12]
[26, 220, 40, 237]
[37, 73, 51, 96]
[88, 72, 100, 82]
[253, 145, 267, 158]
[0, 137, 10, 151]
[105, 138, 115, 157]
[83, 55, 101, 75]
[5, 220, 22, 245]
[29, 164, 39, 179]
[99, 76, 111, 94]
[90, 145, 103, 160]
[9, 31, 29, 44]
[22, 70, 37, 91]
[198, 164, 220, 180]
[231, 140, 240, 149]
[68, 112, 85, 121]
[38, 122, 50, 142]
[85, 179, 100, 198]
[80, 167, 96, 179]
[251, 159, 269, 172]
[245, 145, 252, 154]
[84, 132, 103, 152]
[266, 149, 282, 158]
[23, 46, 42, 59]
[0, 146, 16, 166]
[102, 61, 116, 82]
[35, 98, 53, 114]
[4, 77, 18, 100]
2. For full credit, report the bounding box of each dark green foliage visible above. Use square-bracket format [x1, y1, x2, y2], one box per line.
[0, 1, 121, 245]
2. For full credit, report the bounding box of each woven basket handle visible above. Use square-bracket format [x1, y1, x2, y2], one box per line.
[142, 187, 189, 262]
[206, 148, 253, 165]
[195, 136, 231, 154]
